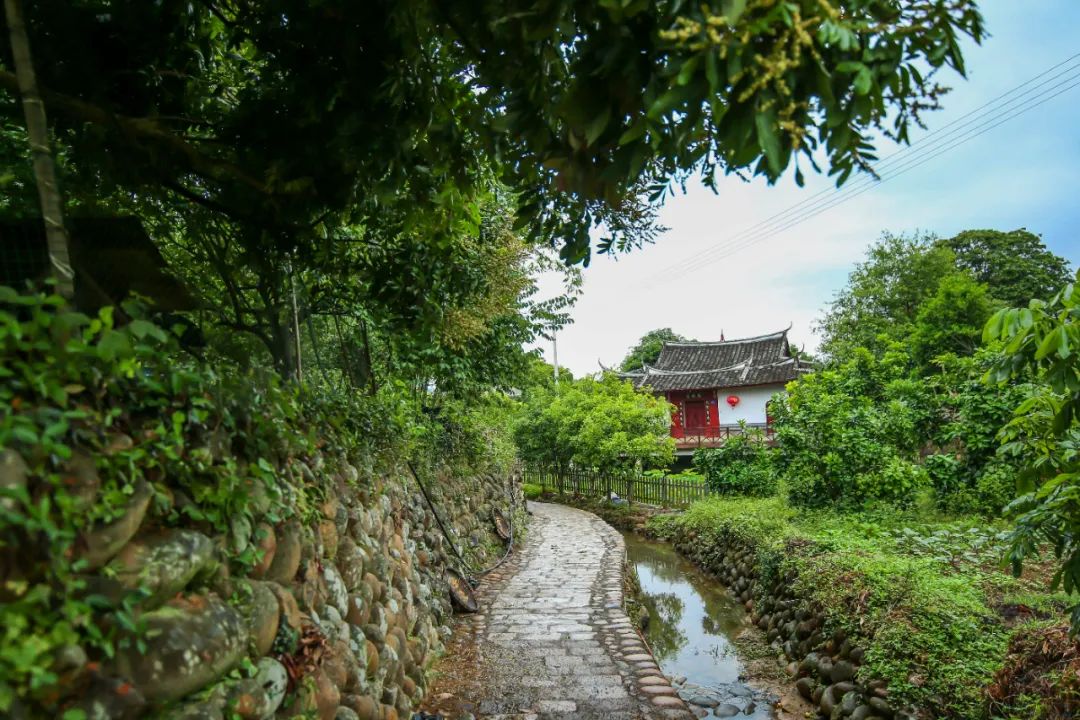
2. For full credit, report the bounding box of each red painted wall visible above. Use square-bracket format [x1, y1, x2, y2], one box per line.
[665, 390, 719, 437]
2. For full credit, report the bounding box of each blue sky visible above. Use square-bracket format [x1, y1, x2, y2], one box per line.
[540, 0, 1080, 375]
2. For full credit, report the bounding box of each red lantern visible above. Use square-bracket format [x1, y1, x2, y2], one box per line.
[726, 395, 740, 408]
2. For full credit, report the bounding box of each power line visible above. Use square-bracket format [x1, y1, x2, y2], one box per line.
[686, 61, 1080, 268]
[684, 72, 1080, 270]
[645, 51, 1080, 285]
[649, 58, 1080, 282]
[650, 55, 1080, 281]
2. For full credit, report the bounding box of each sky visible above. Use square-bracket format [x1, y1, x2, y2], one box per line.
[534, 0, 1080, 376]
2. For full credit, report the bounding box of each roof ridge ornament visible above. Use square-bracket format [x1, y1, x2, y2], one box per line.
[662, 328, 789, 347]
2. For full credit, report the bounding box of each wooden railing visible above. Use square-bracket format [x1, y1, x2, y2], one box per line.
[522, 466, 715, 508]
[672, 423, 773, 449]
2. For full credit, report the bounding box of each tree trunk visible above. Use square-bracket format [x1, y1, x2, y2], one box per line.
[288, 267, 303, 382]
[272, 314, 297, 381]
[359, 318, 378, 396]
[4, 0, 74, 298]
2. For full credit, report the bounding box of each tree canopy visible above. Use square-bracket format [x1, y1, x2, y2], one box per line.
[817, 233, 961, 360]
[942, 228, 1072, 308]
[2, 0, 985, 257]
[817, 231, 1071, 366]
[0, 0, 989, 394]
[620, 328, 692, 371]
[784, 227, 1069, 513]
[514, 373, 674, 472]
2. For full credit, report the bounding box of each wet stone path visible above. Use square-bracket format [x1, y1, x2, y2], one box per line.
[421, 502, 693, 720]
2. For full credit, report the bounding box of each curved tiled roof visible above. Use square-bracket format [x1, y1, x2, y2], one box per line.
[621, 329, 806, 391]
[653, 330, 789, 371]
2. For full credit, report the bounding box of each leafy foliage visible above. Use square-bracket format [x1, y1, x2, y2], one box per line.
[514, 373, 674, 472]
[985, 272, 1080, 633]
[619, 328, 690, 372]
[2, 0, 985, 276]
[818, 230, 1069, 366]
[0, 288, 519, 711]
[0, 289, 304, 710]
[693, 426, 777, 496]
[924, 352, 1027, 516]
[944, 229, 1072, 309]
[772, 348, 932, 508]
[794, 230, 1068, 515]
[648, 497, 1065, 719]
[817, 233, 959, 360]
[909, 273, 993, 370]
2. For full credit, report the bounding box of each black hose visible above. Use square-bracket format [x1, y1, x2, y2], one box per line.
[472, 494, 515, 578]
[405, 461, 516, 583]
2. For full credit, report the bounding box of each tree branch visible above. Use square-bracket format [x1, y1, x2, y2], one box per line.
[0, 69, 275, 197]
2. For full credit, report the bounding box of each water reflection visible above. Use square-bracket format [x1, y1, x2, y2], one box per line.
[638, 590, 687, 659]
[622, 532, 750, 688]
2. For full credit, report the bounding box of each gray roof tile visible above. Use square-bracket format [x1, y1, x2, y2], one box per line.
[620, 329, 806, 391]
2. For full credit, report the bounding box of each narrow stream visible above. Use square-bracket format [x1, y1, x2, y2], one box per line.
[622, 531, 775, 719]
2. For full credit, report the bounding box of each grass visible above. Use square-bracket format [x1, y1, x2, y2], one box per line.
[645, 495, 1071, 719]
[643, 469, 707, 484]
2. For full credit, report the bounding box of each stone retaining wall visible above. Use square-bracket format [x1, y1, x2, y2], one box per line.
[666, 532, 909, 720]
[14, 446, 522, 720]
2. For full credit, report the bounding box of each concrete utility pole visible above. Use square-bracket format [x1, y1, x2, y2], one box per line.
[552, 335, 559, 386]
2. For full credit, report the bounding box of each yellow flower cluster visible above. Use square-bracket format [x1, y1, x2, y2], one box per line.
[660, 0, 845, 151]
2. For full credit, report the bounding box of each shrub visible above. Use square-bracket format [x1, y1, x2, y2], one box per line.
[513, 373, 674, 472]
[924, 351, 1026, 515]
[856, 456, 931, 508]
[931, 456, 1017, 516]
[773, 348, 930, 509]
[649, 495, 795, 547]
[693, 429, 777, 497]
[522, 483, 543, 500]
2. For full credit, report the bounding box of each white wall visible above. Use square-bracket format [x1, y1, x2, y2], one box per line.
[714, 384, 786, 425]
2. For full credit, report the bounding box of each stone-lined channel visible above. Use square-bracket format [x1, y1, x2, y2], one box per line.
[623, 531, 775, 719]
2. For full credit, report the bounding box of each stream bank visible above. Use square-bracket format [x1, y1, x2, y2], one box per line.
[623, 531, 811, 720]
[547, 491, 1076, 720]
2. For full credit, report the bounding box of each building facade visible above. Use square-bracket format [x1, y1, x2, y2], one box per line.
[621, 329, 809, 454]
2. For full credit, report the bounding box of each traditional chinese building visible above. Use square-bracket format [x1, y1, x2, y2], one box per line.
[621, 329, 809, 453]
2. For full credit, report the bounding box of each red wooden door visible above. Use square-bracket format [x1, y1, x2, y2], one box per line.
[684, 400, 708, 433]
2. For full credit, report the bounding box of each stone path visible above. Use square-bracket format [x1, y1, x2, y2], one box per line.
[421, 502, 693, 720]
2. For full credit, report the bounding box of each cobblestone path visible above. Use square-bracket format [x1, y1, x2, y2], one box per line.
[421, 502, 693, 720]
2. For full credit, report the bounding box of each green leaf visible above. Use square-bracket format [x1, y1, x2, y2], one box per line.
[11, 425, 37, 444]
[677, 56, 699, 86]
[1035, 330, 1061, 360]
[96, 329, 131, 361]
[722, 0, 747, 23]
[983, 308, 1007, 342]
[128, 319, 167, 342]
[705, 52, 720, 89]
[853, 67, 873, 96]
[647, 85, 695, 119]
[755, 108, 782, 175]
[618, 121, 647, 145]
[585, 108, 611, 146]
